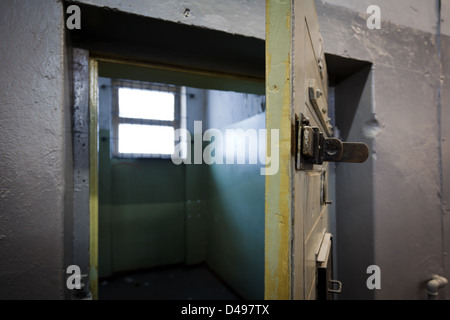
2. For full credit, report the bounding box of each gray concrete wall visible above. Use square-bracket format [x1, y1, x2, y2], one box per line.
[440, 1, 450, 300]
[75, 0, 265, 40]
[321, 0, 438, 34]
[333, 66, 375, 300]
[0, 0, 69, 299]
[317, 0, 449, 299]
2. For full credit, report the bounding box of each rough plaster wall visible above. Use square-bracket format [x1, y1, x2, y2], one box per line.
[334, 67, 374, 300]
[440, 0, 450, 299]
[443, 0, 450, 36]
[71, 48, 90, 297]
[74, 0, 265, 40]
[316, 0, 446, 299]
[322, 0, 438, 34]
[0, 0, 67, 299]
[63, 36, 75, 300]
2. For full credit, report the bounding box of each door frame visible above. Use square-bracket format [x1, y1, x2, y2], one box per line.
[264, 0, 294, 300]
[87, 56, 265, 300]
[88, 57, 99, 300]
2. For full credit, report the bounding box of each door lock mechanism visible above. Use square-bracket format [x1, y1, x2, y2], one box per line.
[296, 115, 369, 170]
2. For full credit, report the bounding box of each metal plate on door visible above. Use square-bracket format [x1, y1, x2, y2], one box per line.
[295, 114, 369, 171]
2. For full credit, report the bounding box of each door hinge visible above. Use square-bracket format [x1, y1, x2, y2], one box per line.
[296, 114, 369, 170]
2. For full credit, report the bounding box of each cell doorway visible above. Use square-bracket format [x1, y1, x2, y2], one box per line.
[94, 60, 266, 300]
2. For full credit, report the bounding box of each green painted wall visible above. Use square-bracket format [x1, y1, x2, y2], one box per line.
[185, 158, 209, 266]
[98, 128, 187, 277]
[204, 113, 265, 300]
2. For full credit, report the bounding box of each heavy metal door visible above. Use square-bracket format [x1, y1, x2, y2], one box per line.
[265, 0, 368, 300]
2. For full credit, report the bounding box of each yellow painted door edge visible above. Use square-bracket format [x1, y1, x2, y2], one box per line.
[89, 58, 99, 300]
[265, 0, 293, 300]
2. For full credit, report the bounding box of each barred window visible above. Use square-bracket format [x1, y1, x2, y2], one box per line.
[112, 79, 186, 158]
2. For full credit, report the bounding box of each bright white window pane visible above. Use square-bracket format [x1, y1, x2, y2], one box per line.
[118, 124, 174, 155]
[119, 88, 175, 121]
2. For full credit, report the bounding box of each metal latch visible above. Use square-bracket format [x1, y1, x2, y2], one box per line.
[296, 114, 369, 170]
[328, 280, 343, 294]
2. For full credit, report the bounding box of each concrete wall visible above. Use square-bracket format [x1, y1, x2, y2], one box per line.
[317, 0, 449, 299]
[440, 0, 450, 299]
[0, 0, 70, 299]
[322, 0, 438, 34]
[75, 0, 265, 40]
[333, 65, 375, 299]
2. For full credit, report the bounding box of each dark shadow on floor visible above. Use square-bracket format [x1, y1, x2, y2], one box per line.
[99, 264, 242, 300]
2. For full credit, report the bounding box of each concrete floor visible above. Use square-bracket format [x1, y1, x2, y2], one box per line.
[99, 264, 241, 300]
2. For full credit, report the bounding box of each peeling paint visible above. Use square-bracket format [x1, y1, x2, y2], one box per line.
[363, 118, 381, 138]
[89, 59, 99, 300]
[265, 0, 292, 300]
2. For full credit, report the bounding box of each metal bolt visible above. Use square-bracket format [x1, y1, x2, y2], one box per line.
[325, 200, 333, 205]
[316, 89, 323, 98]
[318, 59, 324, 72]
[326, 145, 338, 156]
